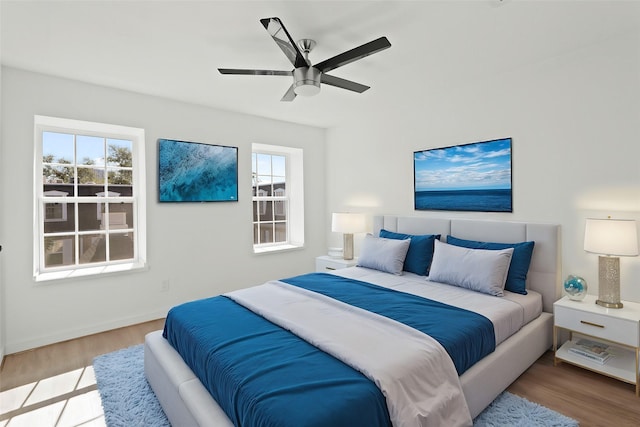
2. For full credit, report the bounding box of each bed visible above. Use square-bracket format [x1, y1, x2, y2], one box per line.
[145, 216, 561, 426]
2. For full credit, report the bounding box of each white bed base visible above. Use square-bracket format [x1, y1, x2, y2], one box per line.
[145, 216, 560, 426]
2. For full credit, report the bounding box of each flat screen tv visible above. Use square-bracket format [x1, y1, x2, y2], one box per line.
[158, 139, 238, 202]
[413, 137, 512, 212]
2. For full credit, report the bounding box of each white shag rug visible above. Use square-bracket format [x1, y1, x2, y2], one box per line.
[94, 345, 170, 427]
[473, 390, 578, 426]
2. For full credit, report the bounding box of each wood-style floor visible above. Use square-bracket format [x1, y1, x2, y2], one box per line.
[1, 319, 639, 426]
[0, 319, 164, 427]
[507, 351, 640, 427]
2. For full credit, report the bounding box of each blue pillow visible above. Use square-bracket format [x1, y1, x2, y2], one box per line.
[379, 229, 440, 276]
[445, 235, 535, 295]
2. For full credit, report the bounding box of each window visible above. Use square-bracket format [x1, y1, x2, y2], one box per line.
[43, 190, 69, 222]
[34, 116, 147, 281]
[252, 143, 304, 252]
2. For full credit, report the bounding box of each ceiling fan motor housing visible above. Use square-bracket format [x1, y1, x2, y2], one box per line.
[293, 67, 321, 96]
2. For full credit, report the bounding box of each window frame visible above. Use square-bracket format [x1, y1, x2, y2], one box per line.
[33, 115, 147, 281]
[253, 151, 290, 247]
[252, 143, 304, 253]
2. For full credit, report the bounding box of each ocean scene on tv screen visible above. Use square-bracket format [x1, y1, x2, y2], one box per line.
[414, 138, 512, 212]
[159, 139, 238, 202]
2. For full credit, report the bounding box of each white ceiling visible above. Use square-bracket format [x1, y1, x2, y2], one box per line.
[2, 1, 639, 128]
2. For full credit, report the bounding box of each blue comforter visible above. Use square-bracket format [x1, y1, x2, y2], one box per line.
[163, 273, 495, 427]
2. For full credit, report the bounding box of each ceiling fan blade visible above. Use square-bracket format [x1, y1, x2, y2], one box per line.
[315, 37, 391, 73]
[321, 74, 370, 93]
[281, 84, 297, 102]
[260, 17, 309, 68]
[218, 68, 292, 76]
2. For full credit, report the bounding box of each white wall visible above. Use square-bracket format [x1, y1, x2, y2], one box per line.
[1, 67, 326, 354]
[326, 30, 640, 302]
[0, 61, 4, 360]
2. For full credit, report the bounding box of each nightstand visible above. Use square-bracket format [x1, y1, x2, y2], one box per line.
[315, 255, 358, 272]
[554, 295, 640, 396]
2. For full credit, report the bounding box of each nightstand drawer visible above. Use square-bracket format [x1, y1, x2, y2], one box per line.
[555, 306, 639, 347]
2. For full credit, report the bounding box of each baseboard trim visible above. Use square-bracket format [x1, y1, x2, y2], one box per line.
[5, 310, 167, 355]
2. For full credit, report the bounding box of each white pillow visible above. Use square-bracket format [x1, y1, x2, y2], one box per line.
[357, 234, 411, 275]
[428, 240, 514, 296]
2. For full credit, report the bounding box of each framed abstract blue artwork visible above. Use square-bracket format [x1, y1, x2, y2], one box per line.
[414, 138, 512, 212]
[158, 139, 238, 202]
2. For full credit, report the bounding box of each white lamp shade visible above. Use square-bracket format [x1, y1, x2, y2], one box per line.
[331, 213, 367, 234]
[584, 218, 639, 256]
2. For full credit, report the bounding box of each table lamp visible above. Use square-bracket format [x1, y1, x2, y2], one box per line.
[331, 213, 366, 260]
[584, 218, 639, 308]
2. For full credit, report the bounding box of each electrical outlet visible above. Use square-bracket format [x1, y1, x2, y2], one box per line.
[161, 279, 170, 292]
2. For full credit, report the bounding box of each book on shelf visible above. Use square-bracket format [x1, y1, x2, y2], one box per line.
[567, 338, 613, 365]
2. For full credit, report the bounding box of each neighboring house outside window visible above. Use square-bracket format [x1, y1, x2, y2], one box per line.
[252, 143, 304, 253]
[33, 115, 147, 281]
[43, 190, 69, 222]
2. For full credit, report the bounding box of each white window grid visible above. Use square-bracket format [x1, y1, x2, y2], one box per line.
[39, 196, 137, 270]
[252, 152, 289, 247]
[34, 116, 146, 280]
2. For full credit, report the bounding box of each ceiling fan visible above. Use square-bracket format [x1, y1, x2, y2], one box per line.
[218, 17, 391, 101]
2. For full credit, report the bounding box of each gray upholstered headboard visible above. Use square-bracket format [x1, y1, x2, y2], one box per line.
[372, 216, 561, 313]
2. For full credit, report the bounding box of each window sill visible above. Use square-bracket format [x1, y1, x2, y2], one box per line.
[34, 261, 147, 283]
[253, 244, 304, 255]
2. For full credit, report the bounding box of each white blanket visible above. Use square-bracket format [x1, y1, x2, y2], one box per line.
[225, 280, 472, 427]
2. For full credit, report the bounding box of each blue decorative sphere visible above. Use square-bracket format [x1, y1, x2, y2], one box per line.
[564, 275, 587, 300]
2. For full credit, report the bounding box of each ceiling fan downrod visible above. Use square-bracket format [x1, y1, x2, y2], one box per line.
[294, 39, 321, 96]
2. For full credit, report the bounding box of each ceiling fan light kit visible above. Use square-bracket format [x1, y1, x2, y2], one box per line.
[218, 17, 391, 101]
[293, 67, 321, 96]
